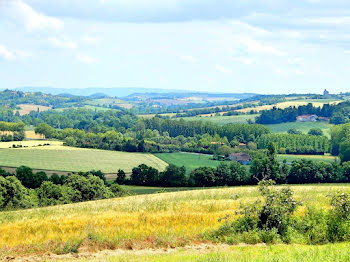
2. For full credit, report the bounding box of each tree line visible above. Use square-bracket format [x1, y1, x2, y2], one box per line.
[118, 145, 350, 187]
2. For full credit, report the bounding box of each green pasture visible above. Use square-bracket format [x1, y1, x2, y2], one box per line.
[266, 121, 332, 136]
[154, 152, 221, 173]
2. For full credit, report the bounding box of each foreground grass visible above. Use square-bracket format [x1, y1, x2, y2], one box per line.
[155, 152, 221, 173]
[58, 242, 350, 262]
[0, 145, 167, 173]
[0, 184, 349, 257]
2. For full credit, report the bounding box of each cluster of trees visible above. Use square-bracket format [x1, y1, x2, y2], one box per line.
[256, 102, 350, 125]
[0, 121, 24, 141]
[257, 133, 330, 155]
[0, 166, 127, 211]
[22, 108, 137, 133]
[330, 123, 350, 161]
[36, 124, 236, 154]
[118, 162, 249, 187]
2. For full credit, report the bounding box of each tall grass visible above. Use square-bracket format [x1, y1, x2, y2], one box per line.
[0, 184, 349, 257]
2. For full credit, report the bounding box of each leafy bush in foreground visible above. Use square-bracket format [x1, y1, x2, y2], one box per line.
[210, 180, 350, 245]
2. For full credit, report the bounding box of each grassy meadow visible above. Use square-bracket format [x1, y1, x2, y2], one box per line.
[0, 184, 349, 258]
[155, 152, 221, 173]
[0, 144, 167, 173]
[266, 121, 332, 136]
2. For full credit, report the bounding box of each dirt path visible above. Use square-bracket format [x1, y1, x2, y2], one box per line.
[1, 243, 256, 262]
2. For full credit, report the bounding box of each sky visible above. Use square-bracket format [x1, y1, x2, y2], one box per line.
[0, 0, 350, 94]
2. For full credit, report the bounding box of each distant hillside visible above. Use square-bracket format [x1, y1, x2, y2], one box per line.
[15, 87, 193, 97]
[14, 87, 258, 99]
[126, 92, 256, 100]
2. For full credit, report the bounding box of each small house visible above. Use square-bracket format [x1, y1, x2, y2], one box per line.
[229, 153, 252, 165]
[296, 114, 318, 122]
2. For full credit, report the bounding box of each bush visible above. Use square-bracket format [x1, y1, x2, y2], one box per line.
[0, 176, 35, 210]
[109, 183, 129, 197]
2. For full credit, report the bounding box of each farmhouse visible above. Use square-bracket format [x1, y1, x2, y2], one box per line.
[229, 153, 252, 165]
[296, 114, 318, 122]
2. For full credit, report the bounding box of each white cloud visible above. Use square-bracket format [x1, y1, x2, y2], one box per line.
[0, 45, 15, 60]
[0, 45, 32, 60]
[81, 36, 99, 45]
[8, 0, 64, 32]
[48, 37, 77, 49]
[179, 55, 197, 63]
[76, 54, 98, 64]
[239, 36, 286, 56]
[230, 21, 271, 36]
[215, 65, 231, 73]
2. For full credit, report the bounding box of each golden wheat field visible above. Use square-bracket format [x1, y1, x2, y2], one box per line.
[0, 184, 349, 258]
[235, 101, 342, 113]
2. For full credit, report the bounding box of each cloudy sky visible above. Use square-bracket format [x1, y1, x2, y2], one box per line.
[0, 0, 350, 94]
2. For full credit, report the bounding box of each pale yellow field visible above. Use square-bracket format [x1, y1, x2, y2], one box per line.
[24, 130, 45, 139]
[16, 104, 51, 115]
[235, 101, 341, 113]
[0, 140, 62, 148]
[0, 184, 349, 257]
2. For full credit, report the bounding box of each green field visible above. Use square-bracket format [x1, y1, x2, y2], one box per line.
[180, 114, 259, 125]
[266, 121, 332, 136]
[154, 152, 221, 173]
[0, 145, 167, 173]
[277, 154, 339, 163]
